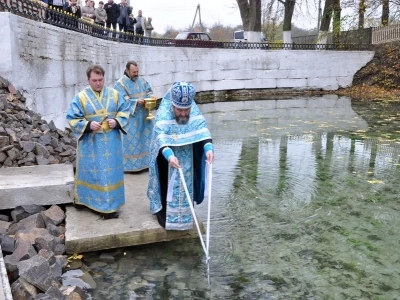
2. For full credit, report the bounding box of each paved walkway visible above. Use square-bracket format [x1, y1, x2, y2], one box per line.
[65, 171, 203, 254]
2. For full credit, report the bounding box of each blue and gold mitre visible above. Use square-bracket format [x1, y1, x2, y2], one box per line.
[171, 81, 196, 109]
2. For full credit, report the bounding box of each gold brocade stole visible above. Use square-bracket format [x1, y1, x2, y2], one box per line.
[81, 88, 112, 118]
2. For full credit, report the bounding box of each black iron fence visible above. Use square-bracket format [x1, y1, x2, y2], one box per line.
[0, 0, 372, 51]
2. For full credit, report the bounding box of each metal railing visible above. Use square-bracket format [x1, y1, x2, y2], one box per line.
[0, 0, 372, 51]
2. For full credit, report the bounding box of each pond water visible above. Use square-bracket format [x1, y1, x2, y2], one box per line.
[89, 95, 400, 300]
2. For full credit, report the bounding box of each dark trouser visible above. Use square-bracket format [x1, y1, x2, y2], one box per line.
[106, 21, 117, 29]
[118, 22, 127, 32]
[106, 22, 117, 37]
[127, 30, 135, 42]
[155, 153, 169, 228]
[136, 28, 144, 43]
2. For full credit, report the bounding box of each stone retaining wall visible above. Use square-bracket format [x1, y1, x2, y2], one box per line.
[0, 12, 375, 129]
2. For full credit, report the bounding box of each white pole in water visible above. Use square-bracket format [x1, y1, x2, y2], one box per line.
[178, 167, 211, 283]
[206, 162, 212, 284]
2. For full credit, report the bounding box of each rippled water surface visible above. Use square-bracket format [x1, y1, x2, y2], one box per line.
[90, 96, 400, 299]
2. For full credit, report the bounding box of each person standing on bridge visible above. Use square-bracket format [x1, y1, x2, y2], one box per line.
[66, 65, 129, 219]
[114, 61, 156, 172]
[147, 81, 214, 229]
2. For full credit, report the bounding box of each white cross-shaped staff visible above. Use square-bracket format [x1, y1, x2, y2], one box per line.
[178, 162, 213, 284]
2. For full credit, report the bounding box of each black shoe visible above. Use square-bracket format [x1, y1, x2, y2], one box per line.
[155, 211, 166, 228]
[100, 212, 119, 219]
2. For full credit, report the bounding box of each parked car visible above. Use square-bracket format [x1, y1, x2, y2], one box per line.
[232, 30, 269, 49]
[233, 30, 245, 42]
[172, 32, 224, 48]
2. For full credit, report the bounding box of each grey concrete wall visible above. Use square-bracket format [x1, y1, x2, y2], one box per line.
[0, 12, 375, 129]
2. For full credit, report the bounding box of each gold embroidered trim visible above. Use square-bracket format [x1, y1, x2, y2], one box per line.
[75, 179, 124, 192]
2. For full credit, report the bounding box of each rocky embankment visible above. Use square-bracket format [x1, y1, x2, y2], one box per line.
[0, 205, 90, 299]
[0, 76, 77, 168]
[338, 42, 400, 100]
[0, 77, 90, 298]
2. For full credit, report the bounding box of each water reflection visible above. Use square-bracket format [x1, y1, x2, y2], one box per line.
[90, 96, 400, 299]
[202, 95, 368, 139]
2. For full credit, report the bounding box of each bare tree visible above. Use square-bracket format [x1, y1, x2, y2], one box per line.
[262, 0, 284, 42]
[381, 0, 389, 25]
[278, 0, 296, 43]
[332, 0, 341, 43]
[345, 0, 388, 28]
[358, 0, 366, 28]
[318, 0, 334, 43]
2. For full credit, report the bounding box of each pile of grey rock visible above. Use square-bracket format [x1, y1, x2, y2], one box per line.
[0, 76, 77, 168]
[0, 204, 89, 299]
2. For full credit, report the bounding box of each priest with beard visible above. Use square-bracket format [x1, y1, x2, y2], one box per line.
[147, 81, 215, 230]
[114, 61, 156, 172]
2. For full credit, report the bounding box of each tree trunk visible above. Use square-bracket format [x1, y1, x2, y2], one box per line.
[381, 0, 389, 26]
[320, 0, 334, 32]
[332, 0, 341, 44]
[236, 0, 262, 31]
[358, 0, 366, 29]
[236, 0, 262, 41]
[318, 0, 334, 44]
[282, 0, 296, 43]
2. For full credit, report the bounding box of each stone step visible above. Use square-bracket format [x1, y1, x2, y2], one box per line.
[65, 172, 204, 254]
[0, 164, 74, 210]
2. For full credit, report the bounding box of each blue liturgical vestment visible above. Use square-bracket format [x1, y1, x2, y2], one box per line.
[147, 88, 213, 230]
[66, 86, 129, 213]
[114, 75, 154, 172]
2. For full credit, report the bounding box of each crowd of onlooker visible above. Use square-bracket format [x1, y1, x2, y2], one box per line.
[42, 0, 154, 37]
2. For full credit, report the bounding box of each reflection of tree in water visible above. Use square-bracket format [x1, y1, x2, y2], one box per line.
[93, 99, 400, 299]
[223, 99, 400, 298]
[233, 138, 259, 192]
[227, 128, 400, 298]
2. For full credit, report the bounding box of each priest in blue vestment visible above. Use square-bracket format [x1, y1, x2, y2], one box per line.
[67, 65, 130, 219]
[114, 61, 155, 172]
[147, 81, 215, 230]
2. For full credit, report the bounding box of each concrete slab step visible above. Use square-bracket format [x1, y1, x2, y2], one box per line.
[65, 172, 204, 254]
[0, 164, 74, 210]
